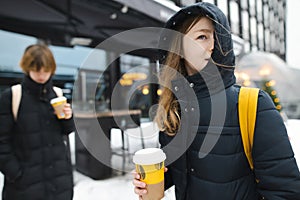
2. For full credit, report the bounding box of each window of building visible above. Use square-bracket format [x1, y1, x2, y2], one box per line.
[258, 23, 264, 50]
[119, 54, 153, 117]
[240, 0, 248, 10]
[229, 1, 240, 35]
[256, 0, 263, 22]
[269, 10, 274, 32]
[250, 17, 257, 45]
[217, 0, 228, 17]
[263, 4, 269, 27]
[241, 11, 249, 40]
[249, 0, 256, 17]
[202, 0, 215, 5]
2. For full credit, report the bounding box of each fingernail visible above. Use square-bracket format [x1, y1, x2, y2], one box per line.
[143, 190, 147, 194]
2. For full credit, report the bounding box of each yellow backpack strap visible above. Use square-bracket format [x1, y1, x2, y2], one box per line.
[238, 87, 259, 170]
[53, 86, 63, 97]
[11, 84, 22, 121]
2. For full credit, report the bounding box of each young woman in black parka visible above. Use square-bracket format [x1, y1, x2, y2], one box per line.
[0, 44, 74, 200]
[133, 2, 300, 200]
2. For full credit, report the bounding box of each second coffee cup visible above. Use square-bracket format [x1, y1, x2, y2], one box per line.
[50, 96, 67, 119]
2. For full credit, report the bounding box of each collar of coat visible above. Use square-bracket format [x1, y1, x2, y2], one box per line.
[22, 75, 54, 98]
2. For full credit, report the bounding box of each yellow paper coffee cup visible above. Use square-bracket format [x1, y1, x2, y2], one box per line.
[50, 96, 67, 119]
[133, 148, 166, 200]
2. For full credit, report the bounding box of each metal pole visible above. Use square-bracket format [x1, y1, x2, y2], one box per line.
[238, 0, 243, 37]
[255, 0, 259, 50]
[282, 0, 287, 60]
[247, 0, 252, 51]
[262, 0, 266, 51]
[227, 0, 231, 27]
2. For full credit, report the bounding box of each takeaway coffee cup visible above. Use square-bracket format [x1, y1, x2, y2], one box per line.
[133, 148, 166, 200]
[50, 96, 67, 119]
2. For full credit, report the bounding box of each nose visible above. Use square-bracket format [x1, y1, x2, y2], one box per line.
[38, 72, 45, 78]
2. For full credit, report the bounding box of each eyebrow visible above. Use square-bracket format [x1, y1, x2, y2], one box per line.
[193, 29, 214, 33]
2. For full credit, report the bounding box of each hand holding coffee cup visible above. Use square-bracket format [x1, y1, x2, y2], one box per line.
[50, 96, 72, 119]
[133, 148, 166, 200]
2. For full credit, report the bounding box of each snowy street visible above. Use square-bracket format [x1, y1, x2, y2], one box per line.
[0, 120, 299, 200]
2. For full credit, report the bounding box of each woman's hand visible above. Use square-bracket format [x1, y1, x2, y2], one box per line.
[63, 103, 72, 119]
[132, 167, 168, 200]
[133, 171, 147, 200]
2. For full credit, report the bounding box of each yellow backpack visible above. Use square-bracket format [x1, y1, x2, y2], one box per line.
[238, 87, 259, 170]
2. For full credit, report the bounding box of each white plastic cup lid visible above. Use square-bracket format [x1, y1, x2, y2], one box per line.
[133, 148, 166, 165]
[50, 96, 67, 104]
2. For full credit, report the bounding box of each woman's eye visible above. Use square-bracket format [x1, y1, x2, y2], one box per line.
[197, 35, 207, 40]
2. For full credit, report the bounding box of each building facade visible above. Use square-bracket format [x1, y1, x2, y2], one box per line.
[170, 0, 287, 60]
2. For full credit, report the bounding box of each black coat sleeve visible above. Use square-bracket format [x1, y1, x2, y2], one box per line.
[159, 131, 174, 190]
[253, 90, 300, 199]
[60, 117, 75, 135]
[0, 89, 22, 182]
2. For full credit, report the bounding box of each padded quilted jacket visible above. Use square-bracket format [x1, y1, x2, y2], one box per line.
[0, 75, 74, 200]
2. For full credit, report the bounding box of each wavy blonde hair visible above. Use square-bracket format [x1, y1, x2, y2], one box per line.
[155, 15, 207, 135]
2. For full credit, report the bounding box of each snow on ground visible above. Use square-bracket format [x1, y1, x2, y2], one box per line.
[73, 171, 176, 200]
[0, 120, 299, 200]
[73, 171, 139, 200]
[285, 119, 300, 165]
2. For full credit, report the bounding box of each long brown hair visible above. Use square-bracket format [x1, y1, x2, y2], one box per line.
[155, 15, 208, 135]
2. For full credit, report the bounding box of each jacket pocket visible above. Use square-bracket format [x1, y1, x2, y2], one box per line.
[14, 165, 42, 189]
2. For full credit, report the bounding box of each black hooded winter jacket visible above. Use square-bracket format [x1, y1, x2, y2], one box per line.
[0, 75, 74, 200]
[159, 2, 300, 200]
